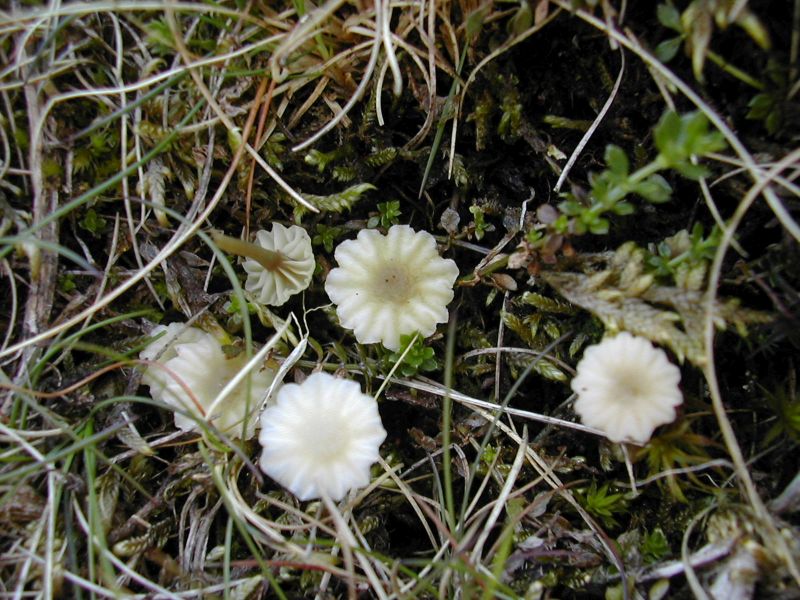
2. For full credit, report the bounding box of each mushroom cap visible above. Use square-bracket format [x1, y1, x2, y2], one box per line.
[243, 223, 315, 306]
[258, 372, 387, 501]
[140, 325, 275, 439]
[324, 224, 459, 350]
[570, 332, 683, 444]
[139, 323, 208, 389]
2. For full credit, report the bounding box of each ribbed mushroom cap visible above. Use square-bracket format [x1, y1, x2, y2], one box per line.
[258, 372, 387, 501]
[324, 225, 459, 350]
[243, 224, 315, 306]
[141, 325, 275, 439]
[570, 332, 683, 444]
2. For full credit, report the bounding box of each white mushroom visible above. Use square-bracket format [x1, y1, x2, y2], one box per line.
[140, 324, 275, 439]
[212, 224, 314, 306]
[139, 323, 207, 386]
[570, 332, 683, 444]
[258, 372, 387, 501]
[324, 224, 459, 351]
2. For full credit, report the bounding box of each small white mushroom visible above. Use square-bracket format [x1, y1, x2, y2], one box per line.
[324, 224, 459, 351]
[140, 324, 275, 439]
[258, 372, 387, 501]
[212, 224, 314, 306]
[570, 332, 683, 444]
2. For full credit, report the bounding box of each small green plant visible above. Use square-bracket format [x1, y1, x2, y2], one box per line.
[312, 223, 343, 253]
[59, 273, 77, 293]
[477, 443, 512, 477]
[468, 205, 495, 240]
[497, 76, 522, 142]
[575, 481, 630, 528]
[369, 200, 402, 229]
[387, 334, 439, 377]
[647, 223, 721, 288]
[642, 527, 671, 563]
[304, 147, 341, 173]
[79, 208, 108, 238]
[653, 110, 727, 177]
[144, 17, 177, 55]
[295, 182, 376, 221]
[73, 129, 120, 176]
[554, 110, 725, 236]
[747, 60, 789, 135]
[762, 382, 800, 445]
[634, 419, 719, 502]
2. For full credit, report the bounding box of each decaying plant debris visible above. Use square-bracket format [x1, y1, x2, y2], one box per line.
[1, 1, 799, 598]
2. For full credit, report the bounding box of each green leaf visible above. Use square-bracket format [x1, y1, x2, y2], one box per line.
[656, 3, 682, 31]
[532, 359, 567, 382]
[80, 208, 107, 237]
[376, 200, 402, 228]
[765, 110, 781, 135]
[642, 527, 671, 563]
[312, 224, 343, 253]
[558, 198, 584, 216]
[588, 218, 610, 235]
[654, 110, 725, 168]
[653, 110, 682, 158]
[469, 205, 494, 240]
[604, 145, 629, 176]
[655, 36, 683, 62]
[634, 174, 672, 203]
[387, 334, 440, 376]
[673, 161, 709, 180]
[507, 0, 533, 36]
[746, 93, 774, 120]
[613, 201, 635, 216]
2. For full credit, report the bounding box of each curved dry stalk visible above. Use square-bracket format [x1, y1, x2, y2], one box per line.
[387, 375, 604, 436]
[106, 10, 164, 313]
[71, 499, 183, 599]
[554, 50, 625, 194]
[617, 458, 735, 489]
[459, 346, 577, 376]
[376, 455, 438, 550]
[290, 19, 382, 152]
[321, 493, 389, 600]
[681, 503, 717, 600]
[698, 171, 748, 257]
[164, 3, 318, 215]
[378, 0, 402, 97]
[468, 428, 527, 563]
[0, 16, 269, 361]
[221, 462, 304, 551]
[0, 259, 18, 353]
[703, 147, 800, 582]
[403, 0, 437, 149]
[0, 30, 283, 93]
[269, 0, 346, 83]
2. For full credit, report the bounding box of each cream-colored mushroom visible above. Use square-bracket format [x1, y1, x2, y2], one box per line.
[324, 225, 459, 350]
[258, 372, 387, 501]
[570, 332, 683, 444]
[212, 224, 314, 306]
[140, 324, 276, 439]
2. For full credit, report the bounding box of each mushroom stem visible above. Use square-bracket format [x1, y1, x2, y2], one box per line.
[211, 231, 284, 271]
